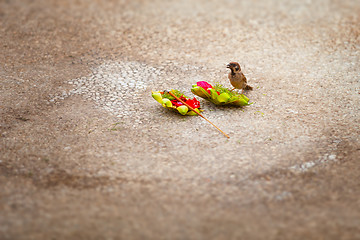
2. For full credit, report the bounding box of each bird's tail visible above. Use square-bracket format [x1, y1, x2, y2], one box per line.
[245, 85, 253, 91]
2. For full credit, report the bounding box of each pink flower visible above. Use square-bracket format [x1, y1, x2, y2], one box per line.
[197, 81, 213, 90]
[196, 81, 220, 95]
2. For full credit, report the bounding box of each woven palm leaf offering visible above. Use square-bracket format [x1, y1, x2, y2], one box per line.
[191, 81, 250, 106]
[151, 90, 202, 116]
[152, 89, 229, 138]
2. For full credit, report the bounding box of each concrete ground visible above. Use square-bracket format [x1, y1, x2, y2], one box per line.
[1, 0, 359, 239]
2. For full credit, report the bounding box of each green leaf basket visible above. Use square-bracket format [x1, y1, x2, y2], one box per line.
[191, 81, 250, 106]
[152, 90, 202, 116]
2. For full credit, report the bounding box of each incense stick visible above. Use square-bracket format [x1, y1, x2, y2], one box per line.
[167, 91, 230, 138]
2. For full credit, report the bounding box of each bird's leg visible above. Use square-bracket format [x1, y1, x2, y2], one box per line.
[230, 87, 236, 92]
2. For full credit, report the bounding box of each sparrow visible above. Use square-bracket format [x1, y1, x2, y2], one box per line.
[227, 62, 253, 93]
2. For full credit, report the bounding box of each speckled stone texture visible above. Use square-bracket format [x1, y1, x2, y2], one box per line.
[0, 0, 359, 239]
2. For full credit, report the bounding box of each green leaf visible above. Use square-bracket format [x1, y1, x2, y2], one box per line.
[209, 88, 219, 100]
[192, 86, 211, 98]
[191, 86, 207, 98]
[177, 105, 188, 115]
[162, 98, 173, 107]
[152, 91, 163, 103]
[217, 92, 231, 103]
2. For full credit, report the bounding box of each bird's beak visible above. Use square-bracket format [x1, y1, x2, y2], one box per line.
[226, 64, 231, 68]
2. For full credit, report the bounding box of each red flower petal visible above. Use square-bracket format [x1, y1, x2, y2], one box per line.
[185, 97, 200, 109]
[171, 95, 200, 109]
[171, 99, 183, 107]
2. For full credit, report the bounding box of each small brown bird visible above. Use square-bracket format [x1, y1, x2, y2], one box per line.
[227, 62, 253, 94]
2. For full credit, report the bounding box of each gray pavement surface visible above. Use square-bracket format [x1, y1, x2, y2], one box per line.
[1, 0, 360, 239]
